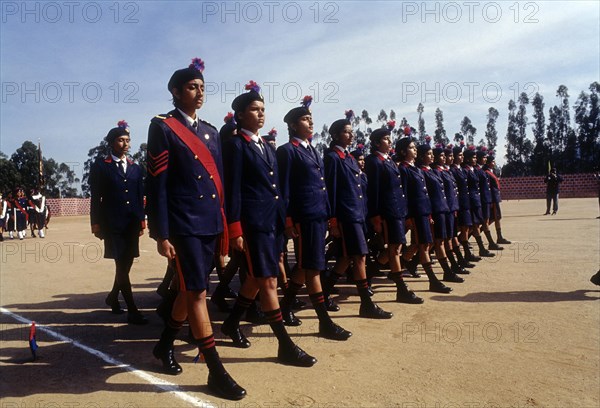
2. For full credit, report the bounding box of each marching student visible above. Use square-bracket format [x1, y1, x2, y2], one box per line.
[13, 188, 28, 240]
[462, 146, 494, 258]
[29, 189, 47, 238]
[451, 144, 479, 265]
[90, 120, 147, 325]
[276, 96, 352, 339]
[475, 148, 503, 250]
[441, 145, 472, 273]
[0, 192, 7, 241]
[145, 58, 246, 400]
[321, 112, 393, 319]
[364, 125, 423, 303]
[397, 137, 452, 293]
[483, 152, 511, 244]
[220, 81, 317, 367]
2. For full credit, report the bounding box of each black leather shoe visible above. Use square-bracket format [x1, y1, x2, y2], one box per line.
[488, 243, 504, 251]
[211, 293, 232, 313]
[590, 271, 600, 286]
[359, 302, 393, 319]
[127, 312, 148, 325]
[282, 308, 302, 326]
[277, 344, 317, 367]
[153, 343, 182, 375]
[221, 321, 251, 348]
[105, 295, 125, 315]
[207, 372, 247, 400]
[479, 249, 495, 257]
[467, 254, 482, 262]
[396, 289, 424, 304]
[444, 272, 465, 283]
[429, 281, 452, 293]
[244, 303, 267, 325]
[291, 298, 308, 311]
[497, 237, 511, 245]
[452, 265, 470, 275]
[319, 321, 352, 341]
[324, 295, 340, 312]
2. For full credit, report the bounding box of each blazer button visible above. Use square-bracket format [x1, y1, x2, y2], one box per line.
[197, 175, 202, 180]
[320, 177, 324, 181]
[126, 201, 130, 204]
[209, 175, 213, 180]
[357, 184, 361, 187]
[272, 184, 276, 188]
[199, 195, 204, 199]
[269, 171, 274, 176]
[211, 194, 216, 199]
[125, 189, 128, 193]
[194, 155, 198, 159]
[322, 187, 326, 191]
[275, 195, 279, 200]
[124, 179, 127, 182]
[359, 195, 363, 199]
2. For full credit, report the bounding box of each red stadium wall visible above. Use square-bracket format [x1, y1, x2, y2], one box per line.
[500, 173, 599, 200]
[46, 198, 91, 217]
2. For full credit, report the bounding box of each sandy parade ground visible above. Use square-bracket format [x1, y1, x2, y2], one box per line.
[1, 197, 599, 408]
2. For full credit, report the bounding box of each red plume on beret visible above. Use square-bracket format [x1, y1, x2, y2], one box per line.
[302, 95, 313, 108]
[403, 126, 411, 136]
[345, 110, 355, 121]
[117, 120, 129, 129]
[245, 80, 261, 93]
[189, 58, 205, 73]
[387, 120, 396, 131]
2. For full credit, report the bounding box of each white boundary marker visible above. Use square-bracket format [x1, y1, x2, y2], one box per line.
[0, 307, 217, 408]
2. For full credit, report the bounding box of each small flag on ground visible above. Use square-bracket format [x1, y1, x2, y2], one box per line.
[29, 322, 38, 360]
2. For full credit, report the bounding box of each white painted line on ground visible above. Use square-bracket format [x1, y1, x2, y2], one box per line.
[0, 307, 217, 408]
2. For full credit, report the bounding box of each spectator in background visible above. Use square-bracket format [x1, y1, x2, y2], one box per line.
[544, 167, 563, 215]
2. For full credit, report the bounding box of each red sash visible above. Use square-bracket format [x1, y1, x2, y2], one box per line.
[14, 200, 29, 221]
[163, 117, 228, 255]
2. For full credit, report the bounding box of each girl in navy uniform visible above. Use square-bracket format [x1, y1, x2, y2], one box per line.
[0, 192, 6, 241]
[13, 188, 28, 240]
[396, 137, 452, 293]
[462, 147, 494, 258]
[276, 97, 351, 340]
[221, 81, 317, 368]
[475, 148, 503, 251]
[483, 153, 511, 245]
[419, 143, 463, 284]
[451, 145, 479, 264]
[431, 145, 468, 280]
[321, 114, 393, 319]
[90, 121, 147, 324]
[146, 59, 246, 400]
[365, 126, 423, 304]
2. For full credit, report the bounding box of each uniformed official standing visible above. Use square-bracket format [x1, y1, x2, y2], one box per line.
[90, 120, 147, 325]
[145, 59, 246, 400]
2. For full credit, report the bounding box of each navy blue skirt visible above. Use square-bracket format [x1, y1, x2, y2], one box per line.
[432, 212, 450, 240]
[471, 206, 483, 225]
[338, 221, 369, 257]
[241, 229, 281, 278]
[170, 234, 217, 292]
[294, 219, 327, 271]
[104, 220, 140, 260]
[411, 215, 433, 244]
[383, 217, 407, 245]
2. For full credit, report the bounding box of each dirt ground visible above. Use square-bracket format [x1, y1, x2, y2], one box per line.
[1, 197, 599, 408]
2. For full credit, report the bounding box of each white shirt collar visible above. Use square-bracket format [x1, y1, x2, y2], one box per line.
[111, 153, 128, 172]
[292, 137, 309, 148]
[376, 151, 388, 160]
[334, 145, 346, 154]
[177, 108, 197, 127]
[241, 128, 262, 144]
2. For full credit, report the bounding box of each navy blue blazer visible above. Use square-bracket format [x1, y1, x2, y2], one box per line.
[90, 156, 145, 234]
[485, 168, 502, 203]
[145, 110, 224, 240]
[399, 162, 432, 217]
[475, 165, 492, 204]
[450, 164, 471, 211]
[463, 164, 482, 209]
[365, 153, 407, 221]
[421, 166, 450, 214]
[223, 132, 285, 236]
[276, 139, 329, 223]
[435, 165, 460, 212]
[324, 147, 366, 224]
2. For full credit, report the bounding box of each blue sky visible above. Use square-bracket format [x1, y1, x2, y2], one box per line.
[1, 0, 598, 183]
